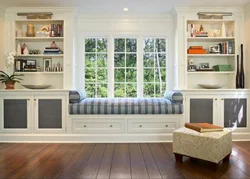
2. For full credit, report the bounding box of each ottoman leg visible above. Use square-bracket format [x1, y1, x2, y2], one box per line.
[174, 153, 183, 163]
[223, 152, 231, 162]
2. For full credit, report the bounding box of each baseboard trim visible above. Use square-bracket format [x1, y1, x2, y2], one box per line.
[0, 132, 250, 143]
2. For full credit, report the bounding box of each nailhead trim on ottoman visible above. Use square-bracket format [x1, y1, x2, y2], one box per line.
[173, 127, 232, 163]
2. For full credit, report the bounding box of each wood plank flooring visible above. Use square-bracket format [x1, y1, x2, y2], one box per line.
[0, 142, 250, 179]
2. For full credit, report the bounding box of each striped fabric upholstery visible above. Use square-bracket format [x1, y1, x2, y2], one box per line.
[69, 90, 86, 103]
[69, 98, 183, 114]
[164, 90, 183, 104]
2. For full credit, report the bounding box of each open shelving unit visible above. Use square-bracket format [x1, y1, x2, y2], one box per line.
[14, 20, 64, 89]
[185, 19, 236, 89]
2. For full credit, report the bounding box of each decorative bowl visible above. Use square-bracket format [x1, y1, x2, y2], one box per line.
[198, 84, 225, 89]
[22, 85, 51, 89]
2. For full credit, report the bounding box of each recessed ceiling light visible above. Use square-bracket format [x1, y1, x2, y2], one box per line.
[123, 8, 128, 11]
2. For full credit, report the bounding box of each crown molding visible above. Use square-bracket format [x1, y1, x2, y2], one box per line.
[78, 12, 173, 23]
[5, 7, 76, 13]
[174, 7, 244, 13]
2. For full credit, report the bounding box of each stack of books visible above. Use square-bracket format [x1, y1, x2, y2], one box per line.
[50, 24, 63, 37]
[43, 47, 61, 55]
[185, 123, 223, 133]
[195, 31, 208, 37]
[187, 46, 206, 54]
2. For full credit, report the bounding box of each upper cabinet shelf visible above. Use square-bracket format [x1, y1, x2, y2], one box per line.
[15, 37, 64, 41]
[187, 37, 235, 42]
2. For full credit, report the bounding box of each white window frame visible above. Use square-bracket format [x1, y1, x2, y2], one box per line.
[82, 34, 169, 98]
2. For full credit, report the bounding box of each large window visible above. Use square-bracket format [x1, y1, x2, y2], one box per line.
[114, 38, 137, 97]
[143, 38, 167, 97]
[84, 38, 108, 97]
[84, 37, 167, 98]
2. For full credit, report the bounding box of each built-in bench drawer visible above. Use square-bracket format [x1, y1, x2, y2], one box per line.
[72, 119, 125, 134]
[127, 118, 179, 133]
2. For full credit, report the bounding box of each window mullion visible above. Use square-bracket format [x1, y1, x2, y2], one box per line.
[108, 35, 114, 98]
[137, 36, 143, 98]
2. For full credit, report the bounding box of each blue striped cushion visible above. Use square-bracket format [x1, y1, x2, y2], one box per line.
[164, 90, 183, 104]
[69, 98, 183, 114]
[69, 90, 86, 103]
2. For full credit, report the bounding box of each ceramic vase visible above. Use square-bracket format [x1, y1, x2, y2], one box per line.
[221, 22, 226, 37]
[17, 43, 21, 55]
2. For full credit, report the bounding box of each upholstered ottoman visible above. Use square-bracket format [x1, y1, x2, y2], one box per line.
[173, 127, 232, 163]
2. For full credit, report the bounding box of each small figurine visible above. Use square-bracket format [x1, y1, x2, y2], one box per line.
[51, 41, 57, 48]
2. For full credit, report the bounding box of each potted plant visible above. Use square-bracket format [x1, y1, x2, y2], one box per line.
[0, 71, 23, 89]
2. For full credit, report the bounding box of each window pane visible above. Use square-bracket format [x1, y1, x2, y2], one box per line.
[85, 83, 96, 97]
[126, 54, 136, 67]
[97, 84, 108, 97]
[114, 83, 125, 97]
[156, 39, 166, 52]
[85, 68, 96, 82]
[97, 38, 107, 52]
[143, 38, 154, 52]
[114, 54, 125, 67]
[114, 38, 125, 52]
[143, 53, 154, 67]
[126, 84, 137, 97]
[143, 83, 155, 97]
[97, 54, 107, 67]
[85, 54, 96, 67]
[97, 69, 107, 82]
[126, 39, 137, 52]
[126, 69, 137, 82]
[85, 38, 96, 52]
[156, 54, 166, 67]
[155, 83, 166, 97]
[115, 69, 125, 82]
[144, 69, 154, 82]
[155, 68, 166, 82]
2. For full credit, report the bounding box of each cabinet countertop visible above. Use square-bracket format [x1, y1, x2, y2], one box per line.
[0, 89, 70, 93]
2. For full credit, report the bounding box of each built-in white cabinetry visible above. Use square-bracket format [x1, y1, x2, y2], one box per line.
[14, 20, 64, 89]
[184, 90, 249, 132]
[185, 20, 237, 89]
[0, 90, 68, 134]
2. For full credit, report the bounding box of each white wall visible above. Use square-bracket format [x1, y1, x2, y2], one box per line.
[244, 3, 250, 88]
[76, 13, 175, 91]
[0, 9, 4, 89]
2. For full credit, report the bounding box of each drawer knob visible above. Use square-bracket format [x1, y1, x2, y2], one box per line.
[84, 125, 87, 128]
[110, 125, 113, 127]
[139, 125, 142, 127]
[165, 125, 168, 127]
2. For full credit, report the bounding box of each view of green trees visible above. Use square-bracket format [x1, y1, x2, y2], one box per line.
[85, 37, 167, 98]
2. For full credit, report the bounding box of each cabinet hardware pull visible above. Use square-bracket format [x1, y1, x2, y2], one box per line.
[34, 99, 37, 101]
[84, 125, 87, 127]
[215, 98, 217, 100]
[139, 125, 142, 127]
[110, 125, 113, 127]
[165, 125, 168, 127]
[27, 99, 30, 101]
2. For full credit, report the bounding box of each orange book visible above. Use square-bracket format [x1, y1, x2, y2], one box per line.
[187, 49, 206, 54]
[189, 46, 203, 49]
[185, 123, 223, 133]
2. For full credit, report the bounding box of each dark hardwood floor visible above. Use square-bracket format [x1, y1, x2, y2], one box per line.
[0, 142, 250, 179]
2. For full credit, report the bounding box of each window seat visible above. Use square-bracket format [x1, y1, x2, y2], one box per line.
[68, 90, 183, 115]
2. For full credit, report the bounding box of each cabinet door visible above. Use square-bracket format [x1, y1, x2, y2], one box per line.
[34, 95, 66, 133]
[0, 96, 31, 133]
[186, 95, 217, 124]
[220, 96, 248, 131]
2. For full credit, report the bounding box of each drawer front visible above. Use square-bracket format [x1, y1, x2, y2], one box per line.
[72, 119, 125, 134]
[128, 119, 179, 133]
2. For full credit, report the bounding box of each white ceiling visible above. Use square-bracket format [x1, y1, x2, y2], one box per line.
[0, 0, 250, 13]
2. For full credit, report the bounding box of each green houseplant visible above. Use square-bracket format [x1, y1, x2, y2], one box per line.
[0, 71, 23, 89]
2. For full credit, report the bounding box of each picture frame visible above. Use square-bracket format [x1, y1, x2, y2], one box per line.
[200, 62, 209, 69]
[44, 58, 52, 71]
[209, 45, 220, 53]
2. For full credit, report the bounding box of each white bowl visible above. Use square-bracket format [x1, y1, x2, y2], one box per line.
[198, 84, 225, 89]
[22, 85, 51, 89]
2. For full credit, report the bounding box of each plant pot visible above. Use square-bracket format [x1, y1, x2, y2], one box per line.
[5, 81, 15, 89]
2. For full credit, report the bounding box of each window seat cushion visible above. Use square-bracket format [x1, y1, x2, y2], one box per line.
[69, 98, 183, 115]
